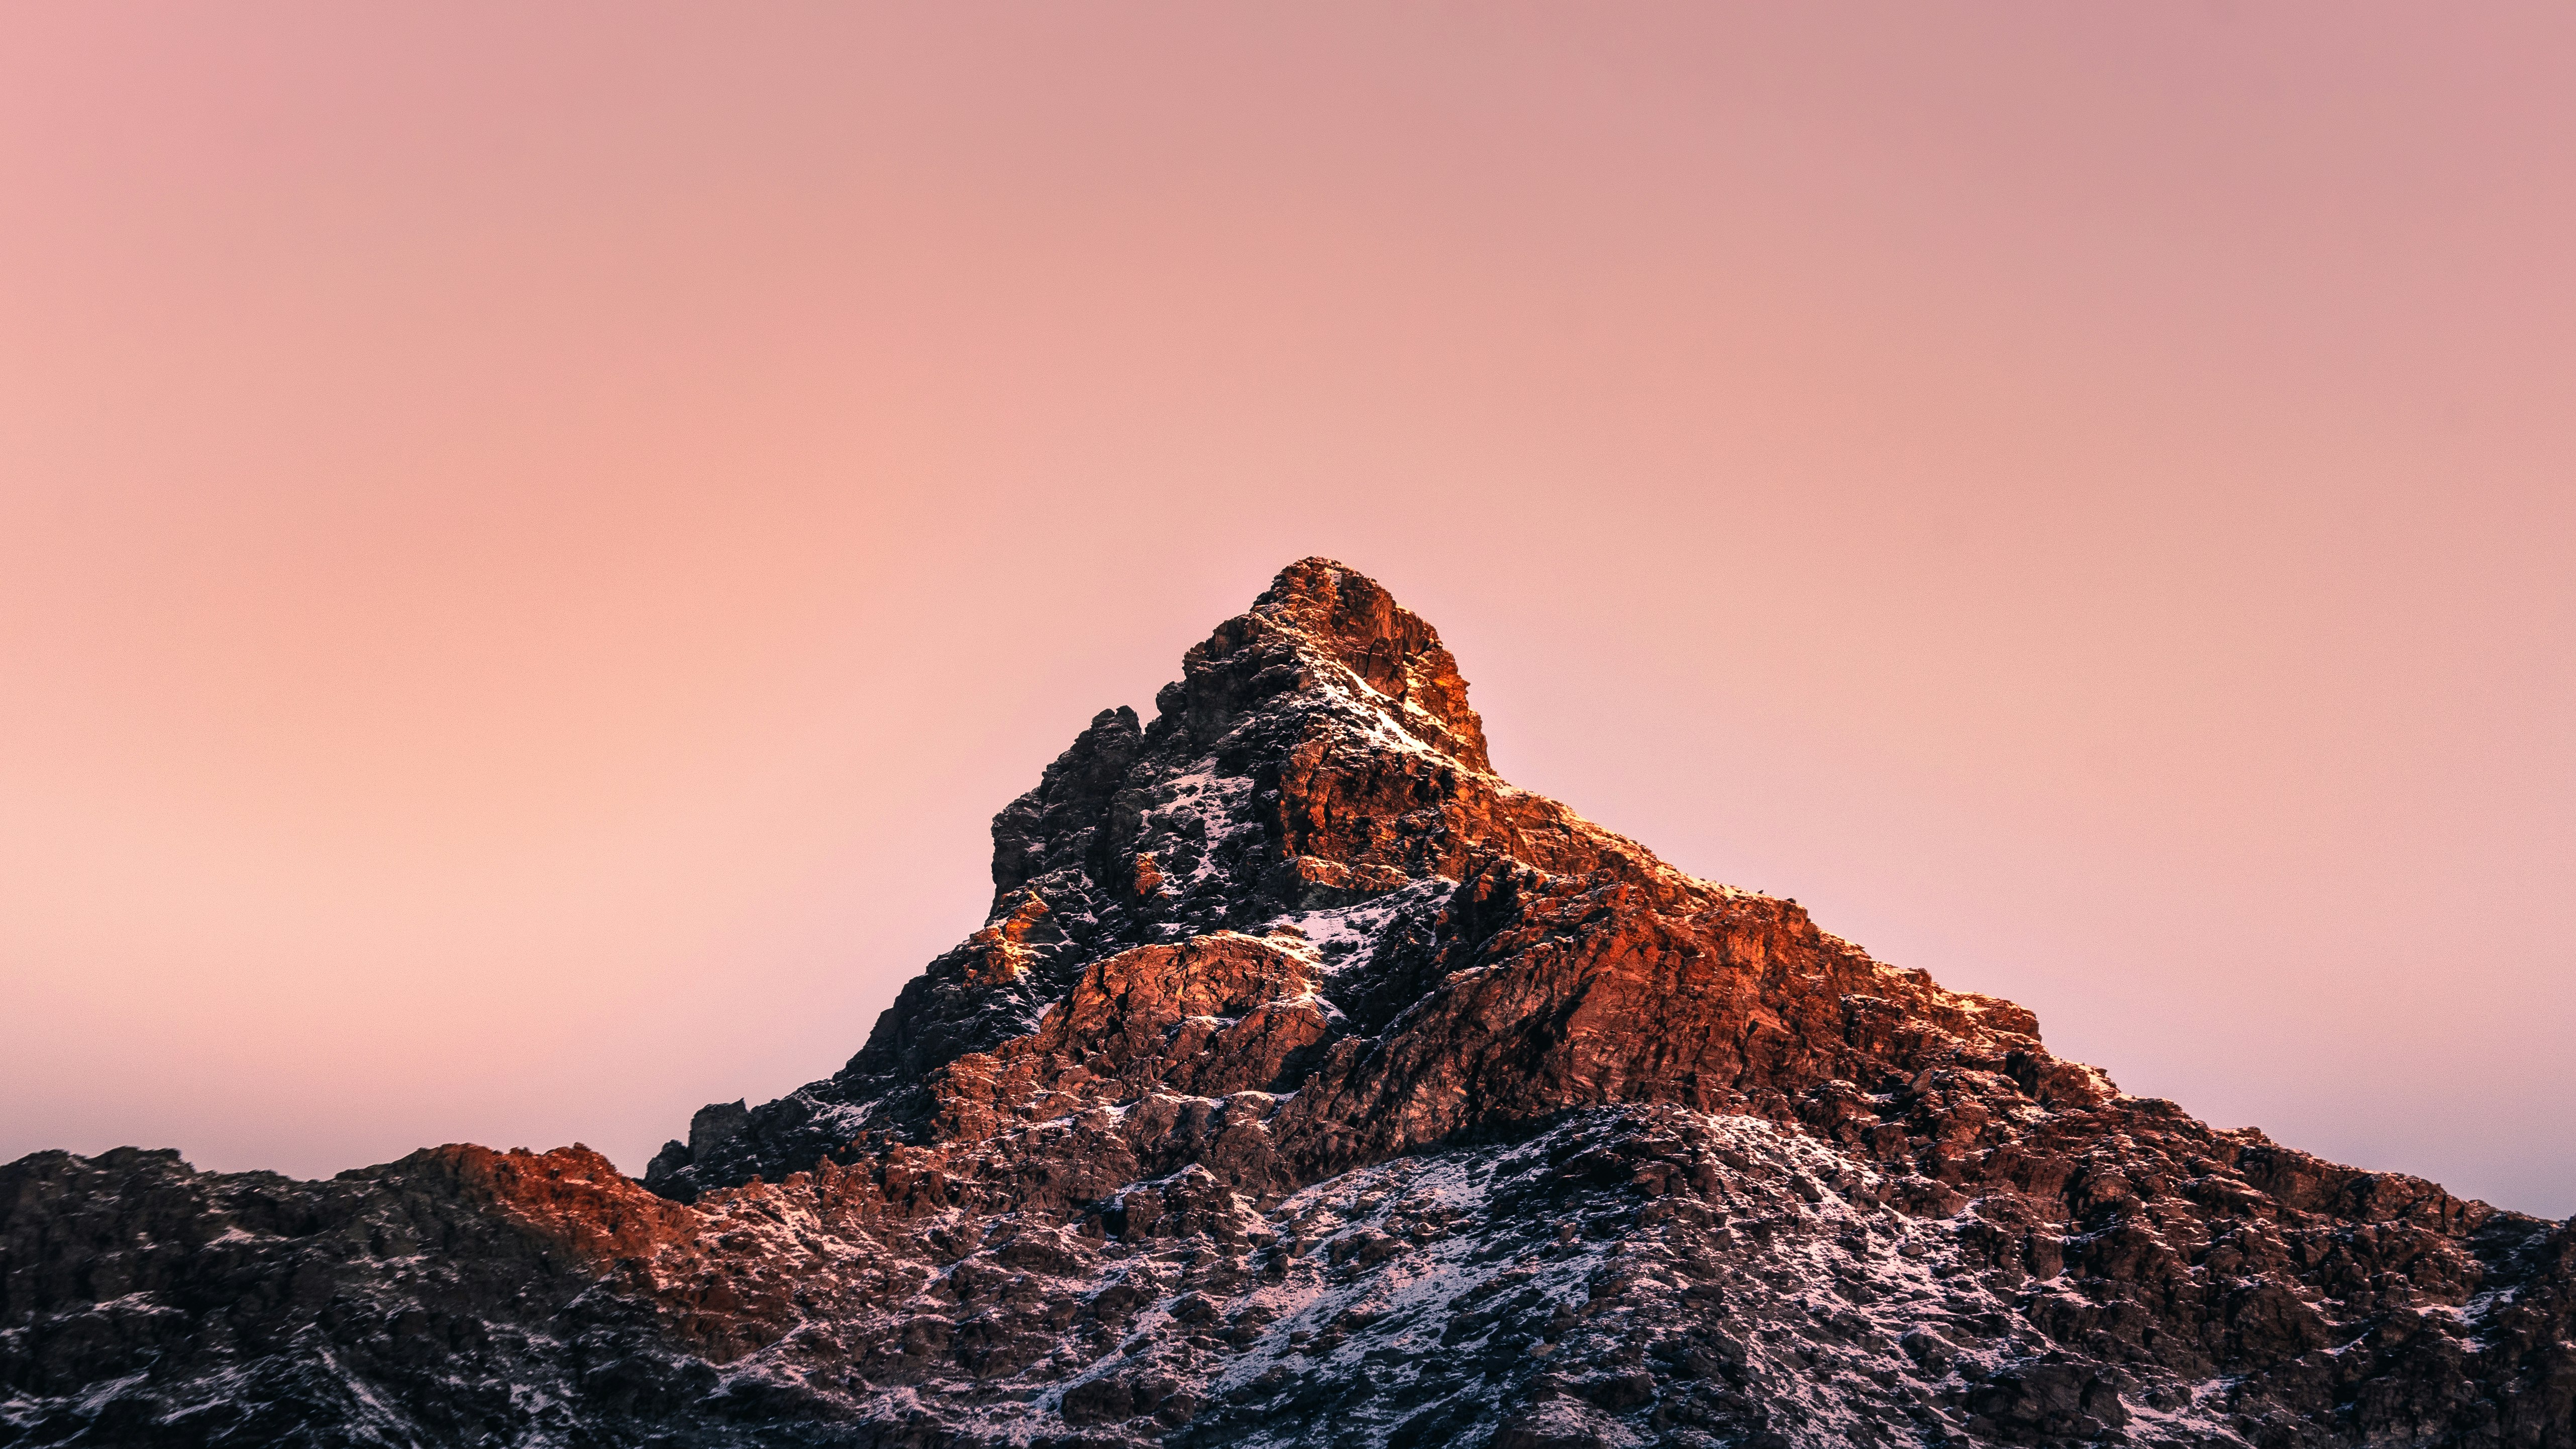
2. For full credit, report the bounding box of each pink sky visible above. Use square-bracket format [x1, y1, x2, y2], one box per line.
[3, 5, 2569, 1213]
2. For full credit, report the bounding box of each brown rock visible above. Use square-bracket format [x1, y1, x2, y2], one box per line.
[8, 557, 2569, 1449]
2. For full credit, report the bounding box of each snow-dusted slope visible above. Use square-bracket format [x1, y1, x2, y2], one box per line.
[8, 560, 2571, 1447]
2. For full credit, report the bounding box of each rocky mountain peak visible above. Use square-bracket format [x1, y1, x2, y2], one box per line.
[8, 559, 2570, 1449]
[1162, 557, 1492, 773]
[634, 562, 2112, 1206]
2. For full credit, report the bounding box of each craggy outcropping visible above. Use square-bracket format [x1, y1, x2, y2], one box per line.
[7, 558, 2571, 1447]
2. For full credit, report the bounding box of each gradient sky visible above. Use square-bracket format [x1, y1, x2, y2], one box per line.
[3, 4, 2570, 1214]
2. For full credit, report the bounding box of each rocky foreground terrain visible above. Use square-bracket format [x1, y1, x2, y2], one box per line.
[6, 558, 2571, 1448]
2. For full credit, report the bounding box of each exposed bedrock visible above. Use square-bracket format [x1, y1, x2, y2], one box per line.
[8, 559, 2570, 1447]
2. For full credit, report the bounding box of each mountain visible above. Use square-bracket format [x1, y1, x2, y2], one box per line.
[5, 558, 2570, 1448]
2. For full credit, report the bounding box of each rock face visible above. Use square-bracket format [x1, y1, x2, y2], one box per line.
[6, 558, 2572, 1448]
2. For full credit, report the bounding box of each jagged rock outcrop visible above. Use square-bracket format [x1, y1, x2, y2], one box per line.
[7, 558, 2571, 1447]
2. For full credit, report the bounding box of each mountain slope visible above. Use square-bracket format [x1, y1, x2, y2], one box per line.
[7, 558, 2570, 1448]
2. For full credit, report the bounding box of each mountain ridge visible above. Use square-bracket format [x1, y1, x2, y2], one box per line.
[6, 558, 2570, 1447]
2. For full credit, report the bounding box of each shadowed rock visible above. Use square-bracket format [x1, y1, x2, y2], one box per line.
[8, 558, 2571, 1448]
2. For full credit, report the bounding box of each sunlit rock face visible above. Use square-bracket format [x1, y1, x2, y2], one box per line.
[8, 559, 2572, 1448]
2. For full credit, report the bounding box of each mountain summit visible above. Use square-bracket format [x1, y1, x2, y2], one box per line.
[7, 559, 2571, 1447]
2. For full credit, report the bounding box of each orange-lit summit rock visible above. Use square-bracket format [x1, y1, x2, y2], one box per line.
[7, 559, 2572, 1447]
